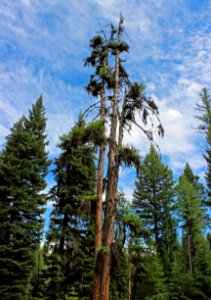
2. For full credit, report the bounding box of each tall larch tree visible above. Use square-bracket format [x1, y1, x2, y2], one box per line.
[133, 144, 176, 276]
[177, 166, 205, 274]
[176, 164, 211, 299]
[85, 16, 164, 300]
[0, 96, 49, 300]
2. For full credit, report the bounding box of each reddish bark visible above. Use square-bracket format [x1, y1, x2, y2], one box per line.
[92, 16, 126, 300]
[93, 87, 106, 300]
[94, 17, 122, 300]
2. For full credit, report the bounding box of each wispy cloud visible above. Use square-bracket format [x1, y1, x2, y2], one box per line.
[0, 0, 210, 180]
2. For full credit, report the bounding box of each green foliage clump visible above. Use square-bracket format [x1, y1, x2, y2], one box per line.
[118, 144, 140, 174]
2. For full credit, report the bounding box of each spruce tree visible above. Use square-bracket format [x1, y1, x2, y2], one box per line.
[45, 116, 96, 299]
[0, 96, 49, 300]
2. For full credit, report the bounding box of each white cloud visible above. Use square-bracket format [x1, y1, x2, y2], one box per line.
[122, 76, 206, 176]
[168, 109, 182, 119]
[0, 59, 89, 153]
[0, 0, 210, 181]
[121, 186, 134, 203]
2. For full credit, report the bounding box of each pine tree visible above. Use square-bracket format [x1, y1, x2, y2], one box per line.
[0, 96, 49, 300]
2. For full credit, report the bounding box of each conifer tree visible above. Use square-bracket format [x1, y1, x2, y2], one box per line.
[183, 163, 206, 201]
[133, 145, 176, 275]
[45, 116, 96, 299]
[0, 96, 49, 300]
[171, 164, 211, 299]
[109, 193, 130, 300]
[176, 165, 211, 298]
[85, 16, 163, 300]
[132, 252, 169, 300]
[114, 192, 147, 300]
[84, 32, 110, 298]
[177, 170, 204, 274]
[31, 244, 46, 300]
[195, 88, 211, 198]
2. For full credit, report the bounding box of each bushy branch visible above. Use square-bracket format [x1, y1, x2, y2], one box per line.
[117, 144, 140, 174]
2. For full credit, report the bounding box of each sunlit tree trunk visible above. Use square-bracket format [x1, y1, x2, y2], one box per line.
[93, 87, 106, 300]
[97, 17, 121, 300]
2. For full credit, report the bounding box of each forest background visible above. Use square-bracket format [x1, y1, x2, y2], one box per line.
[0, 1, 211, 299]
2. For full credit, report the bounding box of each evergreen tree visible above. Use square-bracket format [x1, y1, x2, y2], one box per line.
[195, 88, 211, 198]
[31, 244, 46, 300]
[109, 193, 130, 300]
[177, 172, 204, 274]
[133, 145, 176, 275]
[84, 33, 109, 300]
[175, 165, 211, 299]
[114, 193, 150, 300]
[132, 252, 169, 300]
[183, 163, 206, 203]
[0, 96, 49, 300]
[85, 16, 163, 300]
[45, 116, 96, 299]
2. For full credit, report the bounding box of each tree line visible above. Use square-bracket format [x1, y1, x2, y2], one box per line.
[0, 16, 211, 300]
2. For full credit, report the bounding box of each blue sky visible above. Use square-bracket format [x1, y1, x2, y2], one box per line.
[0, 0, 211, 203]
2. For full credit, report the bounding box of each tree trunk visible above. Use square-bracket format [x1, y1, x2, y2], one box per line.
[93, 87, 106, 300]
[92, 16, 125, 300]
[118, 90, 127, 147]
[187, 225, 192, 273]
[154, 213, 159, 247]
[93, 17, 122, 300]
[95, 88, 106, 251]
[128, 256, 132, 300]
